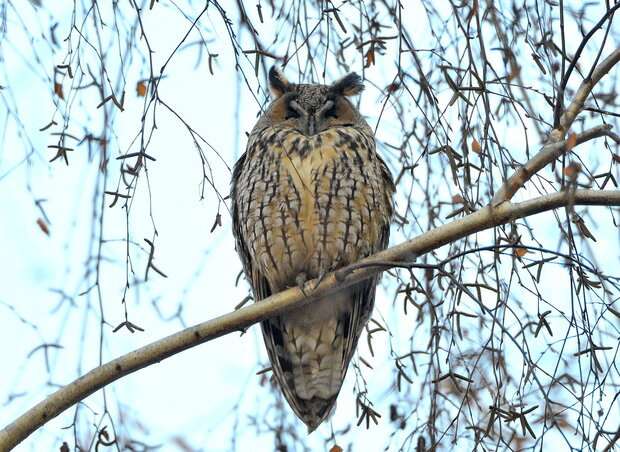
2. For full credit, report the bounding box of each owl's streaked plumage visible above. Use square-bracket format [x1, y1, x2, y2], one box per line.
[231, 67, 394, 430]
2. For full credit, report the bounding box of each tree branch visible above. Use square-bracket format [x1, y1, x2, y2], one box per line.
[491, 124, 619, 205]
[492, 48, 620, 205]
[556, 47, 620, 137]
[553, 3, 620, 127]
[2, 189, 620, 450]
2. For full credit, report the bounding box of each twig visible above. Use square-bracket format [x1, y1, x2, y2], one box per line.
[553, 4, 620, 127]
[491, 124, 619, 205]
[492, 48, 620, 205]
[1, 189, 620, 450]
[555, 48, 620, 138]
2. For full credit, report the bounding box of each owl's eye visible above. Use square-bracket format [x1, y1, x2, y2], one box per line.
[285, 109, 300, 120]
[324, 105, 339, 119]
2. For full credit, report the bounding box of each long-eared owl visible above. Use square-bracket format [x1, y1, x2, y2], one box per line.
[231, 67, 394, 431]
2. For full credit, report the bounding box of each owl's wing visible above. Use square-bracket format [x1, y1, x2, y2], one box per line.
[340, 277, 378, 365]
[259, 278, 377, 430]
[349, 216, 391, 339]
[337, 219, 391, 370]
[232, 147, 394, 431]
[259, 220, 391, 430]
[231, 149, 278, 305]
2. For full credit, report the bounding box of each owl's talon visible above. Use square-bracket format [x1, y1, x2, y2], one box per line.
[335, 269, 347, 283]
[296, 272, 309, 296]
[316, 269, 329, 286]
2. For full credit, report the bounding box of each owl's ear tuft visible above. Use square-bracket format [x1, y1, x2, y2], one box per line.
[269, 66, 291, 97]
[330, 73, 364, 96]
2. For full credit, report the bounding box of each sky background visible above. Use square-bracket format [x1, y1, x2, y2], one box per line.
[0, 2, 404, 450]
[1, 1, 619, 451]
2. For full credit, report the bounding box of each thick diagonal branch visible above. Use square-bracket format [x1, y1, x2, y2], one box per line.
[492, 48, 620, 205]
[555, 48, 620, 138]
[1, 189, 619, 451]
[491, 124, 619, 206]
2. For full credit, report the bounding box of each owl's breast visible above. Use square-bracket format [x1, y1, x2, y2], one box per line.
[237, 126, 390, 291]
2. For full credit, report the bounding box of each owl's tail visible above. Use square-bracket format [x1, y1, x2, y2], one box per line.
[261, 288, 369, 431]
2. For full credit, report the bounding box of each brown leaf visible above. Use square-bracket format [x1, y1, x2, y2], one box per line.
[386, 82, 400, 93]
[171, 436, 195, 452]
[39, 120, 58, 131]
[612, 153, 620, 164]
[471, 139, 482, 154]
[506, 66, 520, 82]
[136, 80, 147, 97]
[54, 82, 64, 99]
[37, 218, 50, 235]
[210, 213, 222, 233]
[329, 446, 343, 452]
[452, 194, 465, 204]
[515, 248, 529, 258]
[364, 48, 375, 67]
[563, 161, 582, 181]
[566, 133, 577, 151]
[573, 215, 596, 242]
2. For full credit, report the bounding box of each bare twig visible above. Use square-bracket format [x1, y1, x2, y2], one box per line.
[1, 188, 619, 451]
[491, 124, 619, 205]
[555, 48, 620, 138]
[492, 48, 620, 205]
[553, 4, 620, 127]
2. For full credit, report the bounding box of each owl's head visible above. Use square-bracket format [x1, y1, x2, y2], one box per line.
[259, 67, 369, 136]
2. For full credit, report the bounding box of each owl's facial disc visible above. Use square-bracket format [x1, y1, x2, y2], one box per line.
[288, 99, 340, 136]
[317, 100, 338, 119]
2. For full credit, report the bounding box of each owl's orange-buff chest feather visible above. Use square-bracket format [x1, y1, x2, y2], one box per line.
[236, 126, 389, 292]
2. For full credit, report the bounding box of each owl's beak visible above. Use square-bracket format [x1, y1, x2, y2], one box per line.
[300, 115, 317, 136]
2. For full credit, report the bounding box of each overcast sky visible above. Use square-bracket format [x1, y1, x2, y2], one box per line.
[1, 1, 619, 451]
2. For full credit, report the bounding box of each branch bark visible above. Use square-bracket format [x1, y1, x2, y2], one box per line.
[2, 189, 620, 451]
[492, 48, 620, 205]
[556, 47, 620, 137]
[491, 124, 619, 205]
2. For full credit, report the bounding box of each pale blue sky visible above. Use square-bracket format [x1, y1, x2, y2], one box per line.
[1, 1, 619, 451]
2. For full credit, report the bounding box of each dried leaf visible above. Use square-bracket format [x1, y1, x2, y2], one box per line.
[531, 52, 547, 74]
[612, 153, 620, 164]
[608, 306, 620, 319]
[566, 133, 577, 151]
[563, 161, 582, 181]
[36, 218, 50, 235]
[515, 247, 529, 257]
[210, 213, 222, 233]
[39, 120, 58, 131]
[136, 80, 147, 97]
[208, 54, 219, 75]
[171, 436, 195, 452]
[386, 82, 400, 93]
[471, 139, 482, 154]
[54, 82, 64, 99]
[506, 66, 520, 82]
[573, 215, 597, 242]
[325, 7, 347, 33]
[364, 48, 375, 67]
[330, 446, 343, 452]
[452, 194, 465, 204]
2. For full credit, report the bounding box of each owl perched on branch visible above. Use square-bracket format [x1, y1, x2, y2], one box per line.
[231, 67, 394, 431]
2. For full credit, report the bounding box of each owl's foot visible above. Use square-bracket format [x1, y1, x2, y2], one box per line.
[295, 272, 309, 296]
[316, 268, 330, 286]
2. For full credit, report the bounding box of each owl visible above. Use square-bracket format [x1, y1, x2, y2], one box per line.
[231, 67, 394, 431]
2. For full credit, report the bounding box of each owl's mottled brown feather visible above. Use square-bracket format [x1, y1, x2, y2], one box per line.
[231, 68, 394, 430]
